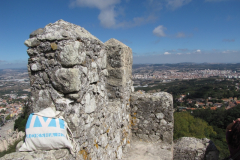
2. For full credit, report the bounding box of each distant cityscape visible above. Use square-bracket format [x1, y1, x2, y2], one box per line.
[132, 63, 240, 114]
[0, 69, 30, 125]
[176, 94, 240, 111]
[133, 69, 240, 80]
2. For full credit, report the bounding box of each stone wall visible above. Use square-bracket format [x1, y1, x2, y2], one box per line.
[105, 39, 133, 154]
[130, 92, 174, 144]
[23, 20, 133, 160]
[105, 38, 133, 100]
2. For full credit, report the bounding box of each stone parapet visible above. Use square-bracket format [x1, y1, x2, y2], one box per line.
[19, 20, 133, 160]
[105, 38, 133, 155]
[0, 149, 73, 160]
[174, 137, 219, 160]
[25, 19, 106, 113]
[130, 92, 174, 144]
[105, 38, 132, 100]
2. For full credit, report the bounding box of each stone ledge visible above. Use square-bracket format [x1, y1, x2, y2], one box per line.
[0, 149, 73, 160]
[173, 137, 219, 160]
[122, 138, 173, 160]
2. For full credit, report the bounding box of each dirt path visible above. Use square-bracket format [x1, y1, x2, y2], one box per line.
[122, 139, 173, 160]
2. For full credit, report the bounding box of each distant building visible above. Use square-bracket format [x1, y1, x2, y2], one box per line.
[206, 102, 213, 106]
[226, 102, 236, 109]
[180, 95, 186, 98]
[186, 99, 192, 103]
[236, 100, 240, 105]
[213, 103, 222, 108]
[196, 102, 205, 107]
[222, 98, 230, 102]
[210, 107, 217, 110]
[177, 106, 187, 112]
[186, 108, 197, 111]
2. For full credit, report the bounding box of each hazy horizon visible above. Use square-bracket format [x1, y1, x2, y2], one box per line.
[2, 62, 240, 70]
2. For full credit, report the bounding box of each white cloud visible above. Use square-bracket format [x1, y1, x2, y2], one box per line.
[223, 50, 230, 54]
[176, 32, 186, 38]
[177, 53, 182, 55]
[147, 0, 163, 12]
[118, 15, 157, 28]
[153, 25, 166, 37]
[164, 52, 171, 55]
[71, 0, 120, 28]
[166, 0, 192, 10]
[98, 7, 117, 28]
[70, 0, 120, 10]
[70, 0, 157, 28]
[196, 49, 201, 53]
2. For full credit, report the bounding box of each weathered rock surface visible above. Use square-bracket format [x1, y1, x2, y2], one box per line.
[58, 41, 86, 67]
[0, 127, 25, 152]
[130, 91, 174, 144]
[105, 38, 132, 100]
[122, 138, 173, 160]
[51, 68, 81, 93]
[174, 137, 219, 160]
[0, 149, 73, 160]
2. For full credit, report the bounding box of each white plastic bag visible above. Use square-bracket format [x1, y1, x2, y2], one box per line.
[19, 107, 73, 151]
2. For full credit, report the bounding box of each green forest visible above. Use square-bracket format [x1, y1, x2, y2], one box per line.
[174, 112, 216, 140]
[135, 78, 240, 100]
[174, 106, 240, 159]
[135, 78, 240, 110]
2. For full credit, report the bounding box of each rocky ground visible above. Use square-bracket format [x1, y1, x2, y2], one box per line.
[122, 138, 173, 160]
[0, 120, 24, 152]
[0, 121, 14, 139]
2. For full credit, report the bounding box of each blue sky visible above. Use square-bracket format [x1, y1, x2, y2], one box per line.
[0, 0, 239, 68]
